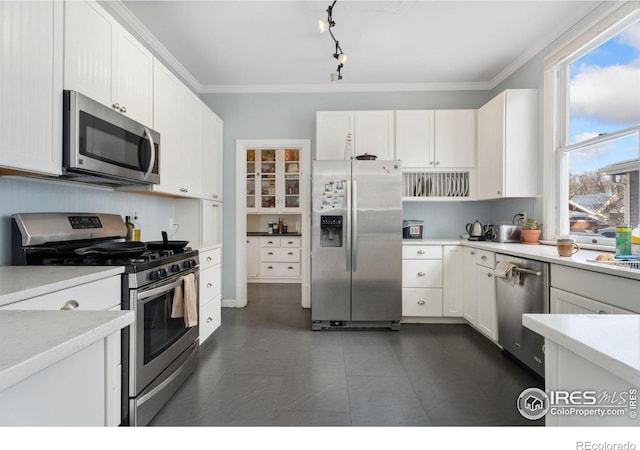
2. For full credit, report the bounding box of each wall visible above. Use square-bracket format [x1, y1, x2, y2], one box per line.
[0, 177, 176, 264]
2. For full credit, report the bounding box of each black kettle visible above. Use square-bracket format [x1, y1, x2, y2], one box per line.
[466, 220, 485, 240]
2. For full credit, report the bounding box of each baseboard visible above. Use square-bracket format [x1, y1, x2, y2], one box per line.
[221, 298, 239, 308]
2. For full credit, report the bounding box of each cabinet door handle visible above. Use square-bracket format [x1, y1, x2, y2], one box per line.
[207, 316, 213, 323]
[212, 195, 219, 199]
[417, 272, 426, 277]
[120, 105, 127, 113]
[268, 252, 274, 255]
[470, 251, 476, 255]
[487, 273, 493, 278]
[417, 300, 426, 305]
[497, 190, 502, 195]
[598, 310, 607, 314]
[61, 300, 79, 310]
[207, 283, 212, 288]
[180, 187, 188, 193]
[112, 102, 120, 110]
[435, 161, 440, 165]
[417, 250, 425, 255]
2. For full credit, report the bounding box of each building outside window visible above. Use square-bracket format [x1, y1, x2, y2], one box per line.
[545, 4, 640, 247]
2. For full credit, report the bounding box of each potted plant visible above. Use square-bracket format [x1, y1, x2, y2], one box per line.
[520, 218, 542, 245]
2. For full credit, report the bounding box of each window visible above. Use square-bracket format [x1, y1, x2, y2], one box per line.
[546, 6, 640, 246]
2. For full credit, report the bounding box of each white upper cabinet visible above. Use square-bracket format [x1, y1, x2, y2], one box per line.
[0, 1, 63, 175]
[316, 111, 395, 160]
[64, 0, 154, 127]
[434, 110, 475, 168]
[202, 106, 224, 201]
[476, 89, 537, 200]
[395, 109, 475, 169]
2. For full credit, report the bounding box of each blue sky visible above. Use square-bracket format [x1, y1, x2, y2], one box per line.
[568, 20, 640, 174]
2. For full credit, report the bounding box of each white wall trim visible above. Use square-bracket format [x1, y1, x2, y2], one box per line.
[235, 139, 312, 309]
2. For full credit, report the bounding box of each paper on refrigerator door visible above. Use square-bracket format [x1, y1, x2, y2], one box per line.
[320, 180, 346, 209]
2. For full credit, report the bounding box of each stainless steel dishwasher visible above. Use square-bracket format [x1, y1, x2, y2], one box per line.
[495, 254, 549, 378]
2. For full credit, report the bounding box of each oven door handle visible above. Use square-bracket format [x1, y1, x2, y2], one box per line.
[138, 278, 185, 301]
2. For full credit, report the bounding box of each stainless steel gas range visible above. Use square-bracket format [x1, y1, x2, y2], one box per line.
[11, 212, 199, 426]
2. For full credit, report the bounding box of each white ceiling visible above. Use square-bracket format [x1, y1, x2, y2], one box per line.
[113, 0, 602, 93]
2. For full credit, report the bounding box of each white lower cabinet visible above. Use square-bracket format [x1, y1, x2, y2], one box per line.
[402, 287, 443, 317]
[462, 247, 477, 325]
[443, 245, 464, 316]
[0, 275, 122, 426]
[475, 265, 498, 341]
[401, 244, 443, 318]
[199, 247, 222, 344]
[461, 247, 498, 342]
[252, 237, 301, 283]
[550, 287, 634, 315]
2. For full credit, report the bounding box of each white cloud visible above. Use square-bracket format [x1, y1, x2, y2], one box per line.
[574, 131, 599, 143]
[618, 22, 640, 51]
[570, 64, 640, 124]
[571, 139, 615, 161]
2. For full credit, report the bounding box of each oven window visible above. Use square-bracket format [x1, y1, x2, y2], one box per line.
[143, 291, 190, 364]
[79, 111, 158, 174]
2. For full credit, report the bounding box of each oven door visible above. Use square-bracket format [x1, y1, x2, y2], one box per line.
[131, 269, 199, 396]
[64, 90, 160, 185]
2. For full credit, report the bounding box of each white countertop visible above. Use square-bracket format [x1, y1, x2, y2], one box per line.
[0, 266, 125, 307]
[0, 310, 134, 392]
[402, 238, 640, 281]
[523, 314, 640, 387]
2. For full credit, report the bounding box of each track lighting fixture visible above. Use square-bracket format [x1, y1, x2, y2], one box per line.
[319, 0, 346, 81]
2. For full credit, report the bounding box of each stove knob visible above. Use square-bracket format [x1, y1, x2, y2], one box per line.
[149, 270, 160, 281]
[189, 259, 197, 268]
[182, 261, 190, 270]
[159, 268, 168, 278]
[171, 264, 181, 273]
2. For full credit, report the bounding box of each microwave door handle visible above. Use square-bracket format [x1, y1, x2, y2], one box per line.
[143, 127, 156, 181]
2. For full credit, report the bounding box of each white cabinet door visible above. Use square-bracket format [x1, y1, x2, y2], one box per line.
[354, 111, 395, 160]
[0, 1, 63, 176]
[247, 237, 260, 278]
[201, 107, 223, 201]
[476, 89, 537, 200]
[476, 265, 498, 341]
[113, 27, 154, 126]
[316, 111, 354, 160]
[463, 247, 477, 325]
[434, 110, 476, 168]
[550, 287, 634, 314]
[201, 200, 223, 245]
[395, 110, 434, 168]
[64, 0, 153, 127]
[443, 245, 464, 317]
[181, 90, 203, 196]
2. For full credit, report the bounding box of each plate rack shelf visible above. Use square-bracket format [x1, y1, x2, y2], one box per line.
[402, 171, 474, 201]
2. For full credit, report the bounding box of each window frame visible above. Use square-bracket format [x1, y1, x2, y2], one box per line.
[543, 4, 640, 248]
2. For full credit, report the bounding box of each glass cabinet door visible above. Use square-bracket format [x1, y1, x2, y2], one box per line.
[260, 149, 276, 210]
[284, 149, 300, 210]
[246, 149, 257, 211]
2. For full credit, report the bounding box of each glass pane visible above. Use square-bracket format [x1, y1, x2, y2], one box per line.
[284, 149, 299, 162]
[261, 149, 276, 162]
[247, 196, 255, 208]
[247, 149, 255, 162]
[568, 132, 639, 238]
[568, 21, 640, 145]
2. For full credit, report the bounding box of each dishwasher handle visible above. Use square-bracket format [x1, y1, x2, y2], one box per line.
[513, 267, 542, 277]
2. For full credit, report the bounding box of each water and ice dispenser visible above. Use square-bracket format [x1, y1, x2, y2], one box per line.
[320, 215, 343, 247]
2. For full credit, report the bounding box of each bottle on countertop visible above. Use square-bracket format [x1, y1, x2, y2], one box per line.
[132, 213, 141, 241]
[632, 224, 640, 255]
[278, 217, 284, 234]
[615, 223, 632, 256]
[125, 215, 134, 242]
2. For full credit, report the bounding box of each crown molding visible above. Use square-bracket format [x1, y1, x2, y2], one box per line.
[100, 1, 202, 93]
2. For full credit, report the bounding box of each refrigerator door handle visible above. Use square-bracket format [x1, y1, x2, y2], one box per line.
[345, 179, 352, 272]
[352, 180, 358, 272]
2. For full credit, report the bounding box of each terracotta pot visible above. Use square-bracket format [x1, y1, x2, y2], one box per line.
[522, 229, 542, 245]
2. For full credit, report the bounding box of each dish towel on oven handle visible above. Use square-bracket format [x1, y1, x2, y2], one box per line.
[170, 273, 198, 327]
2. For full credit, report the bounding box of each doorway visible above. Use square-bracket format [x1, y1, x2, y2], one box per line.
[235, 139, 311, 309]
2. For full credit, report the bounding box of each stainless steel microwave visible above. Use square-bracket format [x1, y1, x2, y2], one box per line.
[63, 90, 160, 185]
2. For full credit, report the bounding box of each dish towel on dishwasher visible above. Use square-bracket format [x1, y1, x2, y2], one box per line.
[171, 273, 198, 327]
[494, 262, 517, 278]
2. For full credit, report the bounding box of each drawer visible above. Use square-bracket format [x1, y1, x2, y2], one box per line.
[475, 250, 495, 268]
[0, 276, 121, 311]
[259, 262, 301, 277]
[402, 288, 443, 317]
[402, 245, 442, 260]
[260, 237, 281, 248]
[402, 260, 442, 288]
[199, 295, 221, 344]
[260, 247, 300, 262]
[281, 237, 300, 248]
[200, 264, 221, 301]
[200, 247, 221, 270]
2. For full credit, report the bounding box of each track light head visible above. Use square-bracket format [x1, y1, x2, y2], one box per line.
[320, 1, 345, 81]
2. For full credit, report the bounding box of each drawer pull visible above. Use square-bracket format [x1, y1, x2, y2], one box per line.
[481, 255, 487, 260]
[207, 317, 213, 323]
[417, 250, 425, 255]
[470, 251, 476, 255]
[207, 256, 212, 262]
[417, 272, 425, 277]
[268, 266, 273, 269]
[487, 273, 493, 278]
[287, 241, 294, 245]
[288, 266, 294, 270]
[268, 252, 274, 255]
[288, 252, 293, 255]
[598, 310, 607, 314]
[417, 300, 426, 305]
[61, 300, 79, 310]
[207, 283, 212, 288]
[267, 241, 274, 244]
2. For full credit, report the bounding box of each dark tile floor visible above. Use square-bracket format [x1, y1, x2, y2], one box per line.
[149, 283, 544, 426]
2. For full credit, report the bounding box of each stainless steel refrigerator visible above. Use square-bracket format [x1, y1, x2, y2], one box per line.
[311, 160, 402, 330]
